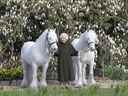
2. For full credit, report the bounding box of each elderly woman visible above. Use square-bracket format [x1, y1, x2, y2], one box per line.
[55, 33, 77, 85]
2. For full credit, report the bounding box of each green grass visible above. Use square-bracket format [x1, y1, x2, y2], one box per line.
[0, 85, 128, 96]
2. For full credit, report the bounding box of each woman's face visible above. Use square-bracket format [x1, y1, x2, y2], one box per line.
[60, 33, 69, 43]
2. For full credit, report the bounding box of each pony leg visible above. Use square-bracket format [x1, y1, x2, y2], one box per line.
[27, 64, 33, 85]
[82, 64, 87, 85]
[88, 62, 96, 84]
[21, 61, 30, 88]
[30, 63, 38, 88]
[40, 63, 48, 87]
[72, 56, 79, 84]
[74, 61, 83, 87]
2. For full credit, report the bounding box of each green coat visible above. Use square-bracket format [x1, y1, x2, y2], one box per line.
[56, 40, 76, 82]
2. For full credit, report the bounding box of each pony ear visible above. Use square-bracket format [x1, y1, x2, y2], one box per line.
[47, 28, 50, 32]
[53, 28, 56, 32]
[49, 28, 56, 32]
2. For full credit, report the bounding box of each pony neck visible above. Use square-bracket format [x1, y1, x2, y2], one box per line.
[75, 33, 89, 51]
[35, 31, 49, 54]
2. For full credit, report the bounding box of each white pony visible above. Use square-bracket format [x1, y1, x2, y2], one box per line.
[72, 30, 98, 87]
[20, 28, 58, 88]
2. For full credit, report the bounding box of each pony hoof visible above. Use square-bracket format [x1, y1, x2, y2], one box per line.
[88, 80, 96, 84]
[30, 81, 38, 88]
[40, 82, 47, 87]
[83, 80, 88, 86]
[74, 84, 83, 88]
[74, 82, 83, 88]
[30, 84, 38, 88]
[21, 84, 27, 88]
[21, 81, 28, 88]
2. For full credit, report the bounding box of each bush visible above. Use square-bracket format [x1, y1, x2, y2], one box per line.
[104, 65, 128, 80]
[0, 66, 23, 80]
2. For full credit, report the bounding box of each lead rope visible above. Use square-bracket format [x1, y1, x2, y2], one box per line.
[49, 51, 54, 60]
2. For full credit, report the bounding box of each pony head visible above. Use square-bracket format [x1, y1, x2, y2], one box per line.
[47, 29, 58, 53]
[86, 30, 98, 51]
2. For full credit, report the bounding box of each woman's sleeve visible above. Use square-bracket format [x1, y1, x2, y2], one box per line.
[71, 45, 78, 56]
[54, 51, 59, 57]
[54, 43, 59, 57]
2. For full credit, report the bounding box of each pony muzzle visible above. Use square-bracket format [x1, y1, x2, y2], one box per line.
[88, 42, 95, 51]
[50, 43, 58, 53]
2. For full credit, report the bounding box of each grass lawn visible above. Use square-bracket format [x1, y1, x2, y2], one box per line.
[0, 85, 128, 96]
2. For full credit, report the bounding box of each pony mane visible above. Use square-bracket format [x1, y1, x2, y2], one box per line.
[44, 28, 55, 33]
[35, 29, 48, 43]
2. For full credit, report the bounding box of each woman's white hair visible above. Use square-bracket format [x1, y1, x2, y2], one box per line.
[60, 33, 69, 40]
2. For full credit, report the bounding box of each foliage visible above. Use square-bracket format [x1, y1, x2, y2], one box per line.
[0, 66, 22, 80]
[104, 65, 128, 80]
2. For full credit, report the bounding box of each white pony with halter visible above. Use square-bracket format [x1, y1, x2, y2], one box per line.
[72, 29, 98, 87]
[20, 28, 58, 88]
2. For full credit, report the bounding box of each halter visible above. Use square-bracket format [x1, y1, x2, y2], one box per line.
[88, 41, 94, 46]
[88, 41, 96, 51]
[46, 31, 57, 51]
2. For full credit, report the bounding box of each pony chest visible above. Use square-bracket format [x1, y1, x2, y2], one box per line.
[31, 46, 49, 64]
